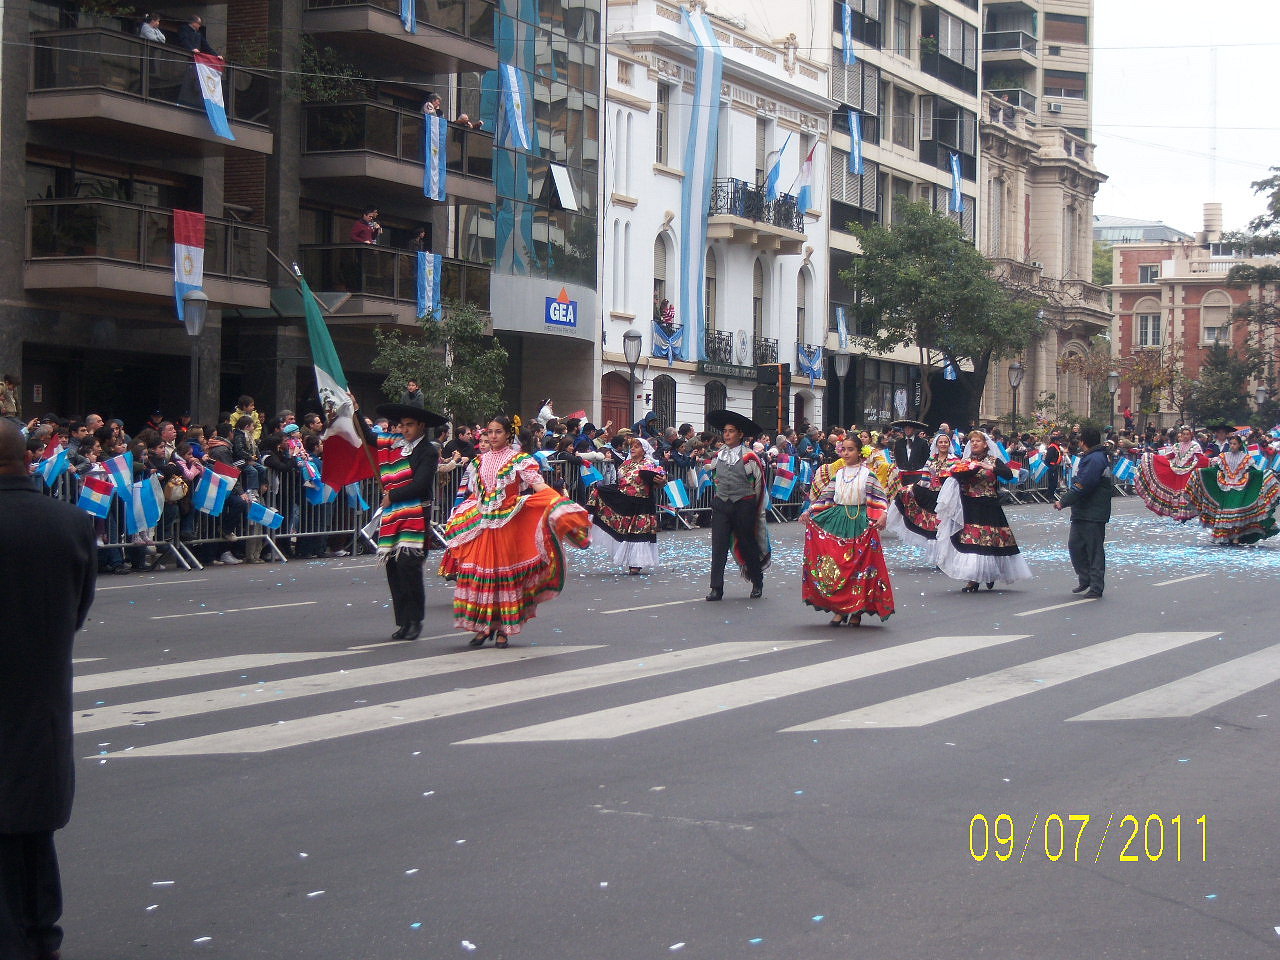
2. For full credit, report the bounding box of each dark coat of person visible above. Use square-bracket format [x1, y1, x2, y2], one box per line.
[893, 432, 930, 472]
[1057, 445, 1113, 522]
[0, 475, 97, 834]
[178, 21, 218, 54]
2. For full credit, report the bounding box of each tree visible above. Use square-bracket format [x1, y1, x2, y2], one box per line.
[1185, 343, 1264, 426]
[1093, 240, 1114, 288]
[372, 300, 508, 426]
[839, 199, 1044, 426]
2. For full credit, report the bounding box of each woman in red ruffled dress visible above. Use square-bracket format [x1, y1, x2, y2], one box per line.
[801, 437, 894, 627]
[1133, 425, 1208, 521]
[440, 416, 591, 648]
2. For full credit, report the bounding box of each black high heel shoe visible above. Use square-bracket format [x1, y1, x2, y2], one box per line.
[494, 633, 509, 649]
[469, 630, 492, 647]
[962, 581, 979, 593]
[985, 581, 995, 591]
[829, 613, 849, 627]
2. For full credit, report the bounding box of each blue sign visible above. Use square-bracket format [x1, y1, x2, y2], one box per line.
[545, 294, 578, 327]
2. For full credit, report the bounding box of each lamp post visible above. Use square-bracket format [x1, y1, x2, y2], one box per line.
[622, 328, 643, 427]
[833, 351, 851, 429]
[1107, 369, 1121, 432]
[1008, 359, 1024, 438]
[182, 289, 209, 424]
[1256, 384, 1269, 417]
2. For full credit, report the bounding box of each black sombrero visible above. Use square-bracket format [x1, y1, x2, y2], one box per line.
[375, 403, 448, 428]
[707, 409, 766, 438]
[889, 419, 929, 431]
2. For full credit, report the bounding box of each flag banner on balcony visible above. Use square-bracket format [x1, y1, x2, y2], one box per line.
[416, 251, 443, 320]
[125, 476, 164, 536]
[677, 6, 723, 362]
[194, 53, 235, 141]
[949, 152, 963, 212]
[652, 320, 683, 367]
[300, 271, 377, 490]
[841, 2, 856, 66]
[173, 209, 205, 323]
[835, 306, 848, 350]
[399, 0, 415, 33]
[764, 132, 791, 202]
[792, 142, 816, 214]
[796, 343, 823, 387]
[499, 63, 532, 151]
[849, 112, 864, 175]
[423, 114, 448, 200]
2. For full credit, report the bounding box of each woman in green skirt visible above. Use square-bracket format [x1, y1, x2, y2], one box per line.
[1186, 434, 1280, 544]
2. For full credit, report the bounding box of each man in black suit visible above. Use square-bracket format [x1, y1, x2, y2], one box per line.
[0, 419, 97, 960]
[892, 422, 930, 473]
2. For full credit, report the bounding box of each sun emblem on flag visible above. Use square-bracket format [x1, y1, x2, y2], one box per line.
[181, 251, 195, 279]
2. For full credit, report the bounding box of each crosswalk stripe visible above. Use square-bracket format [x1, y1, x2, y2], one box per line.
[102, 640, 823, 757]
[457, 635, 1030, 744]
[1152, 573, 1209, 588]
[1015, 599, 1097, 617]
[1067, 641, 1280, 721]
[75, 646, 599, 735]
[74, 651, 365, 694]
[784, 632, 1219, 731]
[150, 601, 317, 620]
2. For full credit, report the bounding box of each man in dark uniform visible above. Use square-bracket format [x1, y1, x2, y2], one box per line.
[891, 419, 931, 472]
[374, 404, 446, 641]
[705, 410, 770, 601]
[0, 418, 97, 960]
[1054, 426, 1113, 598]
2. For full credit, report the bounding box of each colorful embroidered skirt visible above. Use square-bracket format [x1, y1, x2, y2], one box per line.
[1185, 466, 1280, 544]
[933, 480, 1033, 585]
[1134, 452, 1208, 521]
[801, 506, 894, 620]
[440, 487, 591, 635]
[886, 482, 942, 559]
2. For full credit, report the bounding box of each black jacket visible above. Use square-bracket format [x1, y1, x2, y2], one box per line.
[178, 22, 218, 55]
[0, 475, 97, 833]
[893, 433, 930, 472]
[1058, 446, 1113, 522]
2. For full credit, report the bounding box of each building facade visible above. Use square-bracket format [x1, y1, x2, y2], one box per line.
[600, 0, 831, 435]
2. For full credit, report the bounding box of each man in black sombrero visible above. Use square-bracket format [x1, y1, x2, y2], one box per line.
[374, 403, 447, 641]
[705, 410, 771, 601]
[891, 419, 930, 473]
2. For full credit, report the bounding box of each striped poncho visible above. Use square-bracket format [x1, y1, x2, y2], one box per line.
[377, 433, 427, 557]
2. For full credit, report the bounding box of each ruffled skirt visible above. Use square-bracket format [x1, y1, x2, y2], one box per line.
[1185, 466, 1280, 544]
[885, 483, 942, 561]
[801, 506, 894, 620]
[933, 478, 1033, 585]
[1134, 452, 1208, 521]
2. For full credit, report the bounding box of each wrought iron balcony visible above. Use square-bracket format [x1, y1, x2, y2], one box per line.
[704, 330, 734, 364]
[708, 179, 805, 233]
[753, 336, 779, 366]
[298, 243, 490, 314]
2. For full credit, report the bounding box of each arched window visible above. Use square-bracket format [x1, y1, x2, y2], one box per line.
[1200, 290, 1232, 346]
[653, 374, 677, 431]
[796, 271, 808, 347]
[987, 175, 1004, 256]
[704, 248, 717, 336]
[1058, 344, 1090, 416]
[1133, 296, 1162, 348]
[704, 381, 727, 429]
[752, 260, 764, 340]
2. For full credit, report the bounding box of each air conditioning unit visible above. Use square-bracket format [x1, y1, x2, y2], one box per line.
[1030, 260, 1044, 269]
[1047, 102, 1064, 114]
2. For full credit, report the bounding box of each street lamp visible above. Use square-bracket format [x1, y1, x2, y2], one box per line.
[1107, 369, 1121, 432]
[622, 328, 643, 427]
[182, 289, 209, 423]
[833, 351, 851, 429]
[1008, 359, 1024, 437]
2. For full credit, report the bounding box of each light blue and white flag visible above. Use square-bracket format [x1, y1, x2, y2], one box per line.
[344, 482, 369, 510]
[848, 112, 864, 175]
[305, 482, 338, 506]
[399, 0, 415, 33]
[652, 321, 683, 367]
[1028, 451, 1047, 482]
[835, 306, 848, 350]
[192, 467, 235, 516]
[1112, 457, 1135, 482]
[579, 464, 603, 488]
[841, 1, 856, 66]
[37, 445, 69, 487]
[676, 6, 723, 361]
[194, 53, 235, 141]
[764, 132, 791, 203]
[697, 467, 715, 493]
[796, 343, 823, 387]
[793, 143, 816, 213]
[499, 63, 531, 151]
[125, 475, 164, 535]
[798, 460, 814, 486]
[664, 478, 690, 509]
[248, 500, 284, 530]
[944, 360, 958, 381]
[533, 449, 552, 471]
[952, 435, 964, 456]
[423, 114, 448, 200]
[949, 152, 963, 213]
[416, 251, 443, 320]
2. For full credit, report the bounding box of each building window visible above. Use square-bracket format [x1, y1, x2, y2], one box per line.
[1137, 313, 1162, 347]
[891, 87, 915, 148]
[1138, 263, 1160, 284]
[704, 249, 717, 335]
[653, 234, 668, 306]
[796, 271, 807, 346]
[986, 175, 1004, 256]
[653, 374, 677, 431]
[1201, 293, 1232, 345]
[1044, 12, 1088, 44]
[704, 381, 726, 428]
[1044, 70, 1087, 100]
[893, 0, 912, 57]
[755, 117, 769, 185]
[655, 84, 670, 165]
[753, 260, 765, 340]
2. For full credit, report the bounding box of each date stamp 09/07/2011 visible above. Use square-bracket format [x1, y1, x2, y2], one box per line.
[969, 813, 1208, 863]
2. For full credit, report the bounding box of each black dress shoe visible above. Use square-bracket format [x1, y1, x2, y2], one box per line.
[1082, 590, 1103, 599]
[1071, 584, 1090, 594]
[390, 624, 409, 640]
[401, 621, 422, 640]
[749, 582, 764, 599]
[705, 590, 723, 601]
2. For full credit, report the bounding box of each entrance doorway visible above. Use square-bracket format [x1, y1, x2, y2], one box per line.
[601, 371, 630, 430]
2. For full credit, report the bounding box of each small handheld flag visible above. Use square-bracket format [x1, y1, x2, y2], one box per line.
[78, 475, 115, 519]
[247, 500, 284, 530]
[771, 456, 798, 500]
[103, 452, 133, 495]
[37, 446, 69, 487]
[193, 467, 235, 516]
[664, 479, 690, 509]
[1112, 457, 1136, 482]
[305, 482, 338, 506]
[579, 464, 603, 488]
[125, 476, 164, 535]
[344, 482, 370, 510]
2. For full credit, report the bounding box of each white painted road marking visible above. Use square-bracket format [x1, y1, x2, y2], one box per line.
[149, 601, 317, 620]
[75, 651, 364, 694]
[602, 599, 704, 615]
[786, 632, 1219, 730]
[98, 578, 209, 592]
[1152, 573, 1210, 588]
[1015, 598, 1098, 617]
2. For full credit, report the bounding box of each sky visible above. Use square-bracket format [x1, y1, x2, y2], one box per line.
[1092, 0, 1280, 235]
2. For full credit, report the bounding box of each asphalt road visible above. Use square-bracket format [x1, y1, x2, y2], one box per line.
[60, 497, 1280, 959]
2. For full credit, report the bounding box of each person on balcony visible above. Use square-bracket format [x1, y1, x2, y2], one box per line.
[421, 92, 442, 116]
[349, 207, 382, 245]
[138, 13, 165, 42]
[178, 15, 221, 57]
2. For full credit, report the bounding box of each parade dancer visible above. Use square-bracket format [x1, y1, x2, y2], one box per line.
[704, 410, 771, 601]
[885, 432, 956, 563]
[1133, 425, 1208, 521]
[1185, 433, 1280, 545]
[587, 436, 666, 574]
[375, 403, 447, 641]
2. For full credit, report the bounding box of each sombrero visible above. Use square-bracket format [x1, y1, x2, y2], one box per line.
[707, 409, 766, 438]
[890, 419, 929, 431]
[375, 403, 448, 428]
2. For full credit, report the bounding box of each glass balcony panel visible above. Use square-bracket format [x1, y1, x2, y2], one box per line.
[203, 220, 229, 276]
[143, 210, 173, 269]
[365, 104, 398, 156]
[402, 112, 424, 162]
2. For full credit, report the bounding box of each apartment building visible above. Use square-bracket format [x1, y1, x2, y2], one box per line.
[977, 0, 1110, 428]
[0, 0, 602, 422]
[600, 0, 832, 434]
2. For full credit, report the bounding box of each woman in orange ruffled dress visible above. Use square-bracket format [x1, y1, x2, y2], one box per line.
[440, 416, 591, 648]
[1133, 425, 1209, 521]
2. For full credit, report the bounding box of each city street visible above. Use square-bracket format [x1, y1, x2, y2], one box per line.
[63, 498, 1280, 959]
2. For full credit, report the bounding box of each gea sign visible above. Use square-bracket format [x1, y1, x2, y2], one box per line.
[545, 288, 578, 327]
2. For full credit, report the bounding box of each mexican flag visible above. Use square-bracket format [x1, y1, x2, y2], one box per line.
[301, 273, 376, 488]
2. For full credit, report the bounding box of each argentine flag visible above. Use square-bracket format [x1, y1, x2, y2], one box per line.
[764, 132, 791, 203]
[248, 500, 284, 530]
[1112, 457, 1136, 482]
[305, 482, 338, 506]
[37, 445, 69, 487]
[664, 479, 690, 509]
[193, 467, 236, 516]
[423, 114, 448, 201]
[579, 464, 603, 488]
[417, 251, 443, 320]
[125, 476, 164, 536]
[399, 0, 415, 33]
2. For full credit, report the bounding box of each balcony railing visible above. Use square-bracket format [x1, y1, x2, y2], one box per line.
[27, 199, 268, 280]
[982, 30, 1037, 55]
[987, 86, 1037, 113]
[303, 101, 493, 180]
[30, 29, 270, 127]
[753, 336, 778, 366]
[708, 179, 805, 233]
[704, 330, 734, 364]
[299, 244, 490, 311]
[303, 0, 495, 44]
